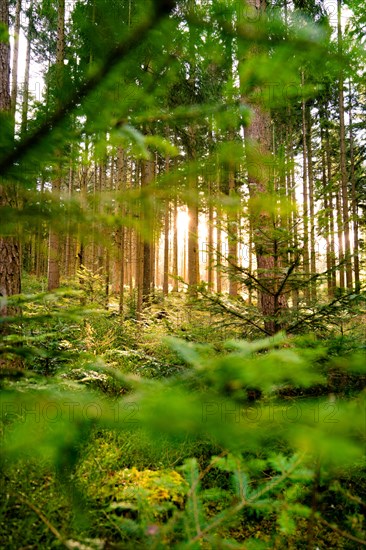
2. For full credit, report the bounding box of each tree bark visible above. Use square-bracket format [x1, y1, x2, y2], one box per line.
[337, 0, 352, 289]
[0, 0, 22, 364]
[228, 163, 238, 296]
[0, 0, 21, 315]
[324, 109, 337, 293]
[187, 160, 199, 295]
[141, 158, 154, 304]
[47, 0, 65, 291]
[216, 202, 222, 294]
[240, 0, 287, 334]
[0, 0, 11, 114]
[301, 81, 310, 305]
[305, 103, 317, 301]
[163, 158, 170, 296]
[10, 0, 21, 117]
[117, 147, 126, 316]
[320, 115, 332, 297]
[207, 180, 214, 292]
[172, 195, 179, 292]
[348, 80, 360, 292]
[20, 0, 33, 135]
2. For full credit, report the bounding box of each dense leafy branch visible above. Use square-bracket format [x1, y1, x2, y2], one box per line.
[0, 0, 176, 177]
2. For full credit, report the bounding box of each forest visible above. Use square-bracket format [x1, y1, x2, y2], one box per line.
[0, 0, 365, 547]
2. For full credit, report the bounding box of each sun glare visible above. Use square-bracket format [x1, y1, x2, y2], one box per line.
[176, 209, 190, 233]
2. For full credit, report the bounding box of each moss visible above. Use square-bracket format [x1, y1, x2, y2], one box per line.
[77, 442, 188, 522]
[84, 467, 187, 521]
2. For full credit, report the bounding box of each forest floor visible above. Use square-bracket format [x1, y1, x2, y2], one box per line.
[1, 275, 365, 549]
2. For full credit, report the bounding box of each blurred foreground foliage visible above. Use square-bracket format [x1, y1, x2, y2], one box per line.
[1, 290, 366, 548]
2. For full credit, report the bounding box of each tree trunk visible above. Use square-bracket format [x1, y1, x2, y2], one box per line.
[20, 0, 33, 135]
[47, 0, 65, 291]
[248, 217, 253, 305]
[105, 248, 110, 310]
[0, 237, 21, 318]
[240, 0, 287, 334]
[136, 233, 143, 320]
[172, 195, 179, 292]
[336, 184, 345, 290]
[337, 0, 352, 290]
[207, 180, 214, 291]
[0, 0, 21, 308]
[119, 225, 125, 315]
[228, 164, 238, 296]
[348, 80, 360, 292]
[163, 159, 170, 297]
[301, 82, 310, 304]
[216, 202, 222, 294]
[187, 164, 199, 295]
[320, 117, 332, 297]
[0, 0, 22, 359]
[117, 147, 126, 316]
[141, 158, 154, 304]
[305, 103, 317, 301]
[10, 0, 21, 117]
[324, 110, 337, 293]
[287, 111, 299, 308]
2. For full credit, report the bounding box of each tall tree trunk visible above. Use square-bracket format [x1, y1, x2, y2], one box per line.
[20, 0, 33, 135]
[286, 111, 299, 308]
[320, 117, 332, 297]
[240, 0, 287, 334]
[0, 0, 22, 359]
[348, 80, 360, 292]
[64, 154, 74, 278]
[117, 147, 126, 316]
[163, 204, 170, 296]
[136, 233, 143, 320]
[105, 249, 110, 310]
[228, 163, 238, 296]
[10, 0, 21, 117]
[247, 217, 253, 305]
[141, 158, 154, 304]
[336, 184, 345, 290]
[301, 82, 310, 305]
[47, 0, 65, 291]
[118, 224, 125, 315]
[0, 239, 21, 318]
[151, 228, 156, 294]
[163, 159, 170, 297]
[187, 157, 199, 296]
[216, 201, 222, 294]
[172, 195, 179, 292]
[305, 103, 317, 301]
[186, 1, 200, 297]
[207, 180, 214, 291]
[324, 111, 337, 293]
[337, 0, 352, 289]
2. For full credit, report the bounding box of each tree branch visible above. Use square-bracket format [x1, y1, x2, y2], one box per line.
[0, 0, 175, 177]
[200, 289, 270, 335]
[318, 516, 366, 547]
[189, 454, 304, 544]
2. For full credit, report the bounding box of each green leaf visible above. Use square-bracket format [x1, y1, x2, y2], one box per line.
[277, 509, 297, 535]
[164, 337, 201, 366]
[117, 125, 150, 159]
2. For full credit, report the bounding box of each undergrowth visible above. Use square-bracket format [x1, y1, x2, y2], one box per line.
[1, 277, 366, 548]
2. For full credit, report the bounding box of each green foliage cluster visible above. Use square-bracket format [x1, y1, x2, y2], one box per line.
[1, 304, 366, 547]
[1, 0, 366, 548]
[77, 457, 188, 521]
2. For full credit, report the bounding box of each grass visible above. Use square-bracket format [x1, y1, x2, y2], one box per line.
[1, 275, 365, 548]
